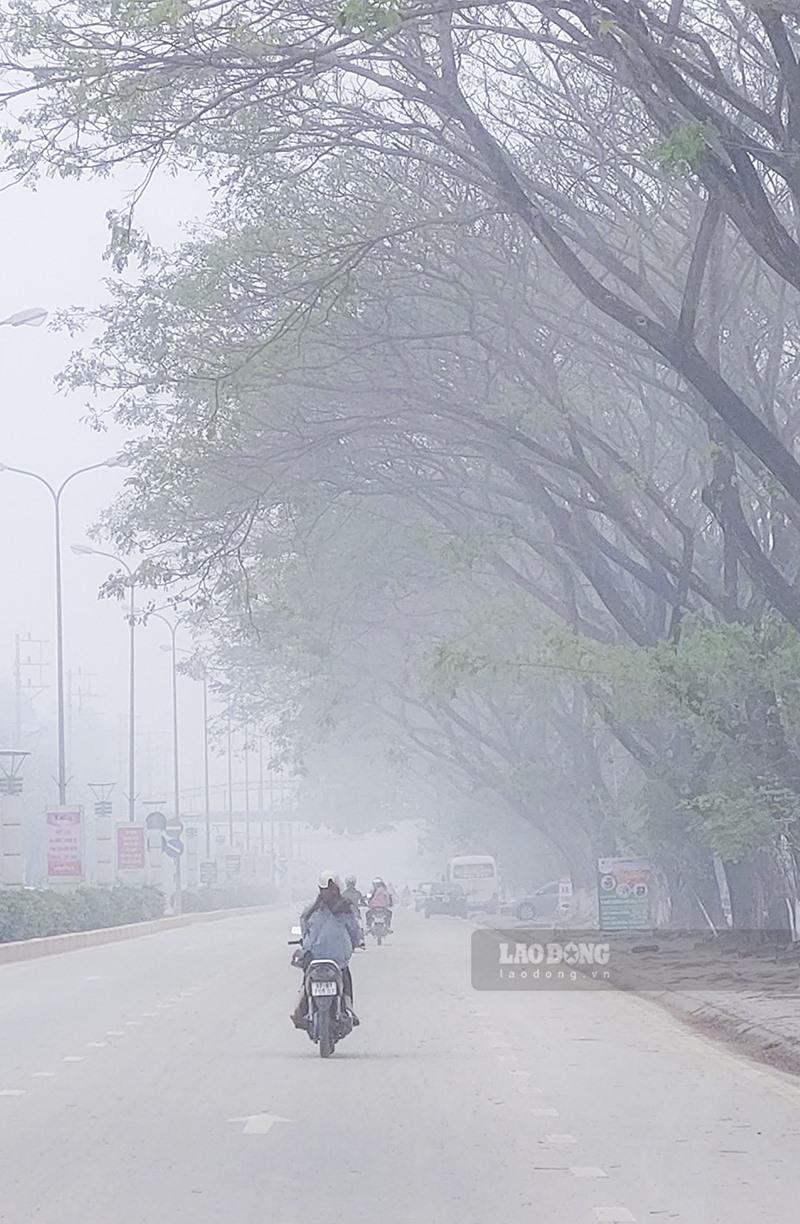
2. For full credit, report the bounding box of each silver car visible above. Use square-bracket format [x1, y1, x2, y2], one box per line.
[514, 880, 562, 922]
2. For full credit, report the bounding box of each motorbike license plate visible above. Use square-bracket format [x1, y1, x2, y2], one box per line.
[311, 980, 338, 996]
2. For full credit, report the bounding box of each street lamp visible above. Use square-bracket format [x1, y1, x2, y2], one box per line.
[172, 646, 212, 861]
[0, 749, 31, 887]
[151, 613, 182, 912]
[72, 545, 137, 823]
[1, 307, 48, 328]
[0, 456, 126, 805]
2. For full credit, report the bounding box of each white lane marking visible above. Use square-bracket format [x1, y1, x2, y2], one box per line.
[86, 1042, 108, 1049]
[124, 1020, 143, 1027]
[0, 1088, 25, 1096]
[32, 1072, 56, 1078]
[62, 1056, 84, 1063]
[228, 1112, 292, 1135]
[593, 1209, 636, 1222]
[156, 1003, 174, 1010]
[83, 975, 103, 981]
[530, 1107, 560, 1117]
[511, 1068, 531, 1076]
[543, 1134, 577, 1145]
[571, 1167, 608, 1179]
[141, 1012, 158, 1019]
[106, 1031, 125, 1037]
[517, 1083, 542, 1094]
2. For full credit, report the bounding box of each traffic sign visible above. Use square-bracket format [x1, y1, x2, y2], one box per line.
[162, 834, 184, 859]
[145, 811, 167, 831]
[165, 818, 184, 836]
[200, 860, 218, 885]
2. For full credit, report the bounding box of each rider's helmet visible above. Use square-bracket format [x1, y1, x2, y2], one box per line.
[318, 869, 341, 891]
[345, 875, 357, 888]
[372, 877, 384, 886]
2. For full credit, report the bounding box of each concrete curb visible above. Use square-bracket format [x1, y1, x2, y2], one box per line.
[0, 904, 281, 967]
[637, 987, 800, 1078]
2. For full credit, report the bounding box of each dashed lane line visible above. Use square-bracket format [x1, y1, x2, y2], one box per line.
[570, 1167, 608, 1179]
[593, 1209, 636, 1222]
[0, 1088, 25, 1096]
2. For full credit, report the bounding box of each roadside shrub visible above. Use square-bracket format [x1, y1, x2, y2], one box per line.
[0, 885, 166, 943]
[180, 884, 277, 913]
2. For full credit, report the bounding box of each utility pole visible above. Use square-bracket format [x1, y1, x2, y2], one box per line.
[243, 723, 251, 852]
[14, 632, 49, 743]
[258, 735, 265, 855]
[227, 712, 234, 846]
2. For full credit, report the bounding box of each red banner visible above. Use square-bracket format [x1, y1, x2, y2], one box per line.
[117, 824, 146, 872]
[46, 808, 83, 880]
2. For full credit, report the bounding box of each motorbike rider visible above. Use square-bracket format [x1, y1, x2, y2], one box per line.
[342, 875, 367, 909]
[365, 876, 394, 932]
[291, 870, 362, 1030]
[342, 875, 367, 944]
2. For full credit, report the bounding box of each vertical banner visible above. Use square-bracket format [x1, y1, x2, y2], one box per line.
[116, 824, 146, 876]
[597, 857, 652, 931]
[46, 808, 84, 882]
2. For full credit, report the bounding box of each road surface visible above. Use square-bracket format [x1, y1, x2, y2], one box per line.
[1, 907, 799, 1223]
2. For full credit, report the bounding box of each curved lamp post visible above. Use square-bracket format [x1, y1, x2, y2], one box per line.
[1, 307, 48, 328]
[0, 457, 126, 805]
[72, 545, 137, 823]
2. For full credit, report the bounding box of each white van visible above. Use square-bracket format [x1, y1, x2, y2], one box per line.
[446, 855, 499, 913]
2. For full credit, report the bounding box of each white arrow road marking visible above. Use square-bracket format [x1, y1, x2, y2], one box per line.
[228, 1112, 292, 1136]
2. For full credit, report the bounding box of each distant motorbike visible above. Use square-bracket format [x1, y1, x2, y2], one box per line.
[289, 928, 353, 1058]
[367, 906, 391, 946]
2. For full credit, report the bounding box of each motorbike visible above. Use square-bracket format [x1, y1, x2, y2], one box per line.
[367, 906, 391, 946]
[289, 927, 354, 1058]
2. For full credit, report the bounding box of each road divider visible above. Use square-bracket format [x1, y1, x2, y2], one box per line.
[0, 903, 282, 966]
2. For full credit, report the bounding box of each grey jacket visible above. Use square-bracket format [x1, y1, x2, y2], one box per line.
[301, 901, 361, 967]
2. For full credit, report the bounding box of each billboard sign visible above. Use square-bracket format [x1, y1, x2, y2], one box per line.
[46, 808, 83, 881]
[597, 857, 652, 931]
[116, 824, 146, 873]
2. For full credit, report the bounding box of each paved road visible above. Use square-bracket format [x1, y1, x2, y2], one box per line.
[2, 908, 800, 1223]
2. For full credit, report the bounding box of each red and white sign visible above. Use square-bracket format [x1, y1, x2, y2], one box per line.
[46, 808, 83, 880]
[117, 824, 146, 872]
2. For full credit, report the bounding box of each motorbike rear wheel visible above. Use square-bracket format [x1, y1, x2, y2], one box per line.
[318, 1008, 335, 1058]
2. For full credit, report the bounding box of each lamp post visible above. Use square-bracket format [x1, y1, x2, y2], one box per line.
[0, 749, 30, 886]
[150, 613, 182, 913]
[72, 545, 137, 823]
[173, 647, 212, 861]
[0, 457, 124, 805]
[0, 307, 48, 328]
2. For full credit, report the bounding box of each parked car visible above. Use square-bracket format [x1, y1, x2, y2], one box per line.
[514, 880, 563, 922]
[424, 882, 468, 918]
